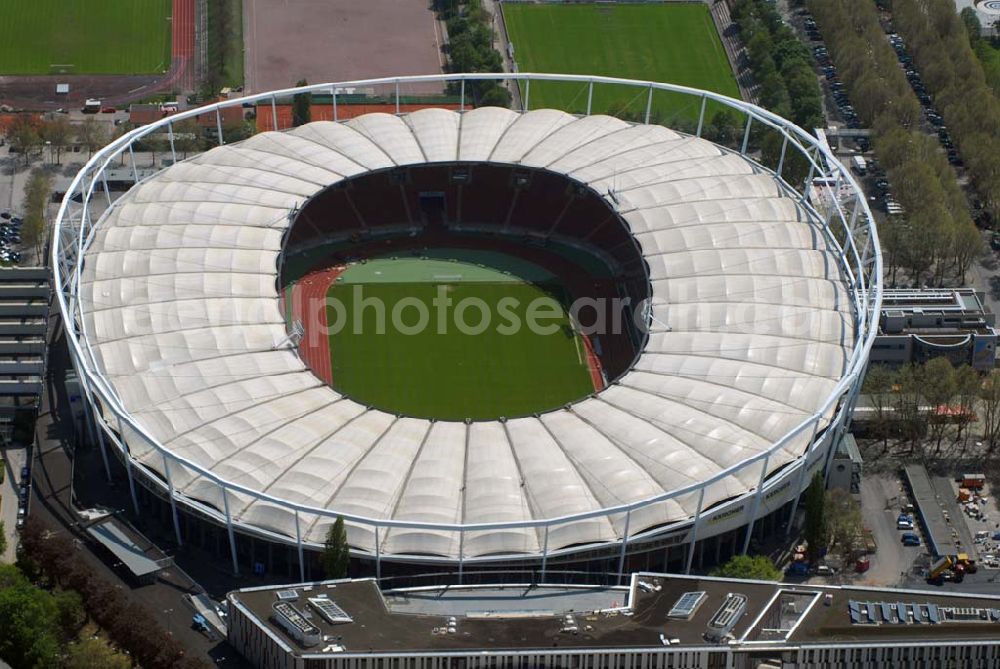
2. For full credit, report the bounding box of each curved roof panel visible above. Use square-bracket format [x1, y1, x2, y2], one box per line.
[80, 108, 855, 559]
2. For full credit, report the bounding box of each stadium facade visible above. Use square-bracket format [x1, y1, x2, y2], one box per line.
[54, 75, 881, 582]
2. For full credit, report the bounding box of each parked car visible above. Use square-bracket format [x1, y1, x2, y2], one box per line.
[901, 532, 921, 546]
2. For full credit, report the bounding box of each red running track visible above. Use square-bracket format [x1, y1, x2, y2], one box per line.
[289, 267, 346, 386]
[171, 0, 195, 90]
[581, 335, 606, 392]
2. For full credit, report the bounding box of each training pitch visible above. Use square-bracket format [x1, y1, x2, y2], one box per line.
[323, 256, 597, 421]
[0, 0, 171, 75]
[502, 2, 740, 122]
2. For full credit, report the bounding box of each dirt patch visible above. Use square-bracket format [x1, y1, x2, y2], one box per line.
[244, 0, 446, 94]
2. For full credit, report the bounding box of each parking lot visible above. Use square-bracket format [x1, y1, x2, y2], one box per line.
[857, 473, 924, 587]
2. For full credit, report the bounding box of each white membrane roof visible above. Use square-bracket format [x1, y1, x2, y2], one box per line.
[81, 108, 855, 558]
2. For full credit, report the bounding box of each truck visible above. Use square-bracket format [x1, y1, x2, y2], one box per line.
[928, 556, 954, 580]
[955, 553, 978, 574]
[962, 474, 986, 490]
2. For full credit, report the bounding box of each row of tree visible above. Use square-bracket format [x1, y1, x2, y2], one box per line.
[892, 0, 1000, 226]
[731, 0, 825, 130]
[21, 170, 52, 260]
[17, 519, 209, 669]
[808, 0, 982, 287]
[0, 562, 137, 669]
[434, 0, 511, 108]
[5, 115, 109, 164]
[862, 359, 1000, 453]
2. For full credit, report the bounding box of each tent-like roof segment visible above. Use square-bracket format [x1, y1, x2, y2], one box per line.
[80, 107, 855, 559]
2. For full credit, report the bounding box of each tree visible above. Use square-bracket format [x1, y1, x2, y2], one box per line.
[710, 554, 782, 581]
[862, 364, 895, 451]
[706, 110, 739, 147]
[321, 516, 350, 579]
[292, 78, 312, 127]
[21, 170, 53, 260]
[953, 364, 981, 444]
[826, 488, 862, 565]
[0, 520, 6, 558]
[39, 117, 73, 164]
[76, 117, 108, 158]
[803, 471, 826, 562]
[980, 370, 1000, 450]
[0, 564, 61, 669]
[54, 589, 85, 641]
[5, 115, 43, 165]
[173, 119, 202, 159]
[921, 357, 958, 452]
[64, 638, 132, 669]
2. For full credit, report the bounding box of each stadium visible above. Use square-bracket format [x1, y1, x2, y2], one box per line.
[54, 74, 881, 583]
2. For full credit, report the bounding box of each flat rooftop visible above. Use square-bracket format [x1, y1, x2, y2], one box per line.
[228, 573, 1000, 656]
[903, 464, 958, 557]
[85, 517, 170, 579]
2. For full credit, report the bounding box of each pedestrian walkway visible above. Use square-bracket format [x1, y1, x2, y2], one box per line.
[710, 0, 759, 104]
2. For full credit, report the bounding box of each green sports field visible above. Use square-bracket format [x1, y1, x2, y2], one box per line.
[325, 256, 596, 421]
[0, 0, 171, 75]
[502, 2, 741, 123]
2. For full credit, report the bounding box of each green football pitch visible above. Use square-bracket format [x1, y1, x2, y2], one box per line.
[324, 257, 596, 421]
[502, 2, 741, 123]
[0, 0, 171, 75]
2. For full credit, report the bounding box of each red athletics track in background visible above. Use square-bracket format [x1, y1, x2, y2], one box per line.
[581, 334, 606, 392]
[172, 0, 196, 91]
[290, 267, 346, 385]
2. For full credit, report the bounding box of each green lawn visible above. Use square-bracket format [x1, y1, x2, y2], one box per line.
[325, 256, 594, 421]
[0, 0, 171, 75]
[502, 2, 741, 123]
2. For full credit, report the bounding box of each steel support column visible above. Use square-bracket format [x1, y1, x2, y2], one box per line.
[395, 80, 401, 115]
[457, 531, 465, 584]
[295, 509, 305, 582]
[460, 79, 466, 112]
[685, 487, 706, 575]
[215, 109, 224, 146]
[222, 483, 240, 575]
[776, 134, 789, 179]
[374, 525, 382, 582]
[696, 95, 707, 137]
[740, 114, 753, 155]
[644, 85, 654, 124]
[741, 454, 771, 555]
[128, 145, 139, 183]
[167, 122, 176, 164]
[540, 525, 550, 582]
[162, 454, 183, 546]
[617, 508, 631, 584]
[272, 95, 279, 131]
[586, 80, 594, 116]
[786, 418, 823, 537]
[118, 417, 140, 515]
[523, 79, 531, 112]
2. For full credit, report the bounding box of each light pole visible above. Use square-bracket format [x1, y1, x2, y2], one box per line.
[44, 141, 51, 165]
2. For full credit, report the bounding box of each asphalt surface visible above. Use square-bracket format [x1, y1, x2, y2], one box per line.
[28, 312, 248, 668]
[857, 473, 922, 587]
